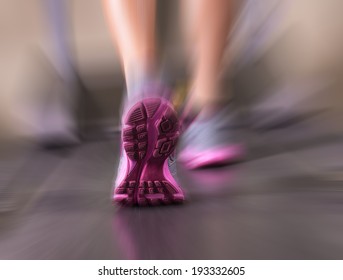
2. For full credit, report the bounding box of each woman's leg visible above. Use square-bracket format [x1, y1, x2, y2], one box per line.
[103, 0, 157, 96]
[182, 0, 235, 113]
[179, 0, 245, 169]
[103, 1, 184, 206]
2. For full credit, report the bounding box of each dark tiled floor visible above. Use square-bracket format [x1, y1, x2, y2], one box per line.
[0, 124, 342, 259]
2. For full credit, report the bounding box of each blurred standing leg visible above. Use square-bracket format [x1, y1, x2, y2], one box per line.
[38, 0, 78, 145]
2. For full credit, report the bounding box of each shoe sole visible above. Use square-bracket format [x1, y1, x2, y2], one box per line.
[114, 98, 184, 206]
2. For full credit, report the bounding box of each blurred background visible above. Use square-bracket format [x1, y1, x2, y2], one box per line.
[0, 0, 343, 259]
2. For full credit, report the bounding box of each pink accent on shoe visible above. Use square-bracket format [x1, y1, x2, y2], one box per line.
[179, 144, 245, 169]
[114, 97, 185, 206]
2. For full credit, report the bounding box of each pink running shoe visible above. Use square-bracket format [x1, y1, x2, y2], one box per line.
[178, 145, 244, 169]
[179, 105, 245, 169]
[113, 97, 184, 206]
